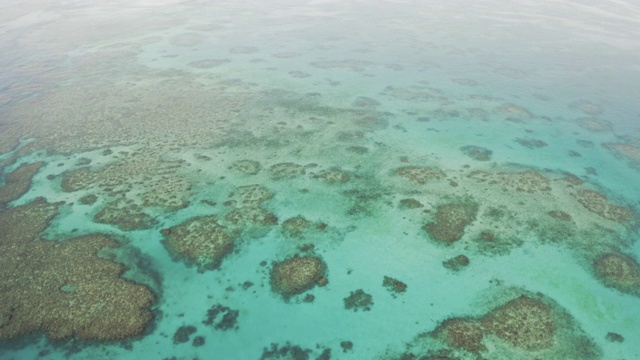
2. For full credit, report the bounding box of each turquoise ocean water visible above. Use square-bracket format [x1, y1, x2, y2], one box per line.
[1, 1, 639, 359]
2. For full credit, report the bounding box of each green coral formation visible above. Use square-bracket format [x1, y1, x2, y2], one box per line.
[173, 325, 197, 344]
[495, 104, 533, 120]
[426, 292, 601, 359]
[312, 167, 351, 184]
[269, 162, 306, 180]
[281, 215, 327, 239]
[79, 194, 98, 205]
[603, 142, 640, 170]
[467, 170, 551, 193]
[281, 216, 314, 238]
[343, 289, 374, 312]
[270, 256, 327, 299]
[228, 184, 274, 207]
[94, 197, 158, 231]
[515, 137, 548, 149]
[592, 252, 640, 296]
[442, 255, 470, 272]
[60, 152, 192, 213]
[229, 159, 262, 175]
[162, 215, 235, 272]
[482, 295, 556, 350]
[383, 276, 408, 295]
[398, 198, 424, 209]
[423, 201, 479, 244]
[203, 304, 239, 331]
[0, 199, 155, 341]
[434, 318, 486, 352]
[577, 118, 612, 133]
[259, 342, 319, 360]
[395, 166, 445, 184]
[605, 332, 624, 343]
[575, 190, 634, 223]
[224, 206, 278, 226]
[460, 146, 492, 161]
[547, 210, 572, 221]
[0, 161, 43, 207]
[60, 166, 94, 192]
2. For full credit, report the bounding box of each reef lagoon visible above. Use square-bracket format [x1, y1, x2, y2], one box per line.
[1, 1, 640, 359]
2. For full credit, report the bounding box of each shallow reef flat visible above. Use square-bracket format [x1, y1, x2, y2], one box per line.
[0, 0, 640, 359]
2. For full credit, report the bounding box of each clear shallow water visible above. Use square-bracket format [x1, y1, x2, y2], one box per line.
[1, 1, 640, 359]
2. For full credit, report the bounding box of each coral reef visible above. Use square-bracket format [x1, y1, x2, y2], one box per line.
[605, 332, 624, 343]
[570, 100, 603, 115]
[395, 166, 445, 184]
[344, 289, 373, 312]
[548, 210, 572, 221]
[398, 198, 424, 209]
[468, 170, 551, 193]
[423, 201, 478, 244]
[312, 167, 351, 184]
[79, 194, 98, 205]
[604, 142, 640, 169]
[94, 197, 158, 231]
[187, 59, 229, 69]
[288, 71, 311, 78]
[270, 256, 327, 298]
[61, 166, 95, 192]
[575, 190, 634, 223]
[162, 215, 235, 271]
[482, 295, 555, 350]
[346, 145, 369, 154]
[434, 318, 486, 352]
[228, 184, 274, 207]
[203, 304, 239, 331]
[427, 292, 600, 359]
[169, 33, 203, 46]
[260, 342, 313, 360]
[310, 59, 373, 72]
[495, 104, 533, 120]
[0, 161, 43, 207]
[269, 162, 306, 180]
[452, 78, 478, 86]
[577, 118, 612, 133]
[383, 276, 407, 296]
[340, 341, 353, 353]
[192, 335, 206, 347]
[229, 46, 259, 54]
[515, 138, 548, 149]
[442, 255, 470, 271]
[382, 85, 441, 103]
[386, 353, 456, 360]
[0, 199, 155, 341]
[592, 252, 640, 295]
[61, 152, 192, 211]
[173, 325, 197, 344]
[460, 146, 492, 161]
[224, 206, 278, 227]
[229, 159, 262, 175]
[281, 216, 327, 239]
[472, 231, 523, 256]
[281, 216, 314, 238]
[353, 96, 380, 107]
